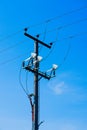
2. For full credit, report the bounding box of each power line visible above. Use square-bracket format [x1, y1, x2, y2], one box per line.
[42, 41, 71, 70]
[0, 17, 86, 55]
[56, 31, 87, 42]
[60, 17, 87, 29]
[0, 29, 23, 42]
[0, 39, 28, 54]
[41, 31, 87, 63]
[0, 55, 23, 66]
[42, 43, 56, 62]
[19, 66, 28, 96]
[44, 5, 87, 23]
[43, 22, 48, 41]
[0, 51, 30, 66]
[26, 71, 29, 94]
[26, 5, 87, 29]
[0, 31, 87, 67]
[39, 17, 87, 36]
[58, 42, 71, 69]
[39, 22, 49, 52]
[0, 5, 87, 42]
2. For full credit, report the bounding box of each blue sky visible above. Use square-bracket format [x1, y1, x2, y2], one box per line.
[0, 0, 87, 130]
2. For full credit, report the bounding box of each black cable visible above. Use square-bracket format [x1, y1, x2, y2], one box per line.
[27, 5, 87, 29]
[56, 31, 87, 42]
[0, 17, 86, 55]
[0, 29, 23, 42]
[0, 55, 23, 66]
[42, 41, 71, 71]
[0, 5, 86, 42]
[0, 39, 28, 54]
[0, 31, 86, 67]
[42, 30, 87, 64]
[42, 42, 56, 62]
[39, 17, 87, 36]
[19, 65, 28, 96]
[52, 31, 87, 69]
[39, 21, 49, 52]
[60, 17, 87, 29]
[45, 5, 87, 23]
[43, 21, 49, 41]
[58, 42, 71, 69]
[0, 51, 30, 66]
[26, 71, 29, 94]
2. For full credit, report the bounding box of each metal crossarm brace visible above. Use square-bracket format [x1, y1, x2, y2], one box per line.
[24, 32, 51, 49]
[24, 66, 51, 80]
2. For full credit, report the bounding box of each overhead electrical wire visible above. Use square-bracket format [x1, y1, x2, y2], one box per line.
[1, 5, 87, 99]
[58, 42, 71, 69]
[42, 40, 71, 71]
[19, 65, 35, 114]
[26, 5, 87, 29]
[42, 18, 87, 63]
[42, 43, 56, 62]
[39, 22, 49, 52]
[0, 39, 28, 54]
[0, 5, 87, 42]
[0, 29, 24, 42]
[0, 50, 30, 66]
[44, 5, 87, 23]
[19, 49, 34, 97]
[26, 71, 29, 94]
[0, 31, 87, 67]
[19, 65, 28, 96]
[59, 17, 87, 30]
[43, 22, 48, 41]
[43, 41, 71, 70]
[0, 5, 86, 100]
[54, 31, 87, 42]
[0, 54, 24, 66]
[39, 17, 87, 36]
[41, 30, 87, 63]
[0, 17, 87, 55]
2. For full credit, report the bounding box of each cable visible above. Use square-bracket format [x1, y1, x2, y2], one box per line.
[26, 71, 29, 94]
[27, 5, 87, 29]
[0, 39, 28, 54]
[0, 28, 24, 42]
[60, 17, 87, 29]
[0, 5, 86, 42]
[0, 55, 23, 66]
[42, 30, 87, 65]
[58, 41, 71, 69]
[43, 21, 49, 41]
[0, 31, 87, 67]
[55, 29, 59, 42]
[56, 31, 87, 42]
[39, 17, 87, 36]
[0, 17, 86, 55]
[42, 41, 71, 71]
[45, 5, 87, 23]
[52, 31, 87, 69]
[39, 21, 49, 52]
[42, 42, 56, 62]
[19, 65, 28, 96]
[0, 50, 30, 66]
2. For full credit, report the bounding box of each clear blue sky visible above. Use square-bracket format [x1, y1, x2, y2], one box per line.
[0, 0, 87, 130]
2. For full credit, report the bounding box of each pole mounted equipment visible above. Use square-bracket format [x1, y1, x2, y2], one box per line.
[22, 29, 58, 130]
